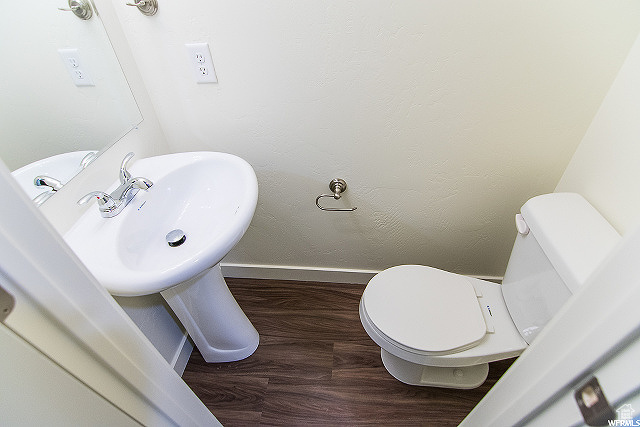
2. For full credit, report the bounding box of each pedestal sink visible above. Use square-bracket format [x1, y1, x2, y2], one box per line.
[64, 152, 259, 362]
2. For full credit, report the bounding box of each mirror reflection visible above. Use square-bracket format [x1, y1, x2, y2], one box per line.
[0, 0, 142, 202]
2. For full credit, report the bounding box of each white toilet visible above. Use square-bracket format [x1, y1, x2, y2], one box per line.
[359, 193, 620, 389]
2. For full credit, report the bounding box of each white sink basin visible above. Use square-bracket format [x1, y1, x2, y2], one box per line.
[66, 151, 258, 296]
[65, 152, 259, 363]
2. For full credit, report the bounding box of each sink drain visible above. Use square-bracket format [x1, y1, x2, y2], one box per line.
[166, 229, 186, 247]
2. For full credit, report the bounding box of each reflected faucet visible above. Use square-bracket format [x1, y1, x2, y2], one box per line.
[78, 152, 153, 218]
[32, 175, 64, 206]
[34, 175, 63, 191]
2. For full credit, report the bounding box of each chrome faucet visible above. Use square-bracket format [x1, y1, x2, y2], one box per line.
[34, 175, 63, 192]
[32, 175, 64, 206]
[78, 152, 153, 218]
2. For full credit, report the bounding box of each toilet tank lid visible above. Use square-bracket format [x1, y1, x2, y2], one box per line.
[520, 193, 620, 294]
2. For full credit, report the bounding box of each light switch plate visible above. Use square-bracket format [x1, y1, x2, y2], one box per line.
[185, 43, 218, 84]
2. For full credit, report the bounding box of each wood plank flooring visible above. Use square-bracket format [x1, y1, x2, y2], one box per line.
[182, 278, 515, 426]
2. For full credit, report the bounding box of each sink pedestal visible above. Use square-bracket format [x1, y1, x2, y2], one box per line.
[161, 264, 259, 363]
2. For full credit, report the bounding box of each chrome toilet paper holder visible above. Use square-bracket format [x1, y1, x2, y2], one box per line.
[315, 178, 357, 212]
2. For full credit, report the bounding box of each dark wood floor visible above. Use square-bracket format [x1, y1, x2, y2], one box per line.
[182, 278, 514, 426]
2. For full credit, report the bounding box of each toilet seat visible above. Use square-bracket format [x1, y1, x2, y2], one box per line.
[361, 265, 487, 355]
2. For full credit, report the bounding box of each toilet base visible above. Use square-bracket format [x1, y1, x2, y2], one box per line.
[381, 349, 489, 389]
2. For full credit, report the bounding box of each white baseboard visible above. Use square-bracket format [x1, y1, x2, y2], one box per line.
[171, 334, 194, 376]
[220, 263, 503, 285]
[221, 263, 379, 284]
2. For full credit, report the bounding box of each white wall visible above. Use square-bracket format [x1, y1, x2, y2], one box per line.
[112, 0, 640, 277]
[556, 33, 640, 235]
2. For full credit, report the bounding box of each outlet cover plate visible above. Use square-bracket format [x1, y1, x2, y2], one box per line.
[185, 43, 218, 84]
[58, 48, 94, 87]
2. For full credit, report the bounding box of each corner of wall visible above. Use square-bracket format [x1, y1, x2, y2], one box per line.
[555, 31, 640, 234]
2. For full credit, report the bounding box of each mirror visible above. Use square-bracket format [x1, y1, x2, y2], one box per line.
[0, 0, 142, 202]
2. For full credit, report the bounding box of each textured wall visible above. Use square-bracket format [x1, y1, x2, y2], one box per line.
[557, 33, 640, 235]
[112, 0, 640, 277]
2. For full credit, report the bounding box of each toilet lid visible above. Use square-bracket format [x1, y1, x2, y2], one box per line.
[362, 265, 487, 354]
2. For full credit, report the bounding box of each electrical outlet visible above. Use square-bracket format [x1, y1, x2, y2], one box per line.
[58, 48, 94, 87]
[185, 43, 218, 84]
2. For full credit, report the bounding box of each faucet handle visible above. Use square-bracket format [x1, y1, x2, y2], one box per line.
[79, 151, 98, 169]
[78, 191, 116, 209]
[119, 152, 135, 184]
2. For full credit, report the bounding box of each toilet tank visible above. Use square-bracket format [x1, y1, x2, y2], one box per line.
[501, 193, 620, 344]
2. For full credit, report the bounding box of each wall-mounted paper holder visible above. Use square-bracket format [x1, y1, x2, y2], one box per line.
[315, 178, 357, 212]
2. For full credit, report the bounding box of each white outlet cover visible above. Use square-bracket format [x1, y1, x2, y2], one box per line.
[58, 48, 94, 87]
[185, 43, 218, 84]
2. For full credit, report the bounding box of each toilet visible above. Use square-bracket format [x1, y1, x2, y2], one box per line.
[359, 193, 620, 389]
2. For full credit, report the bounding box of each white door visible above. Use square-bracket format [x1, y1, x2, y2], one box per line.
[0, 160, 219, 425]
[1, 322, 140, 426]
[461, 222, 640, 426]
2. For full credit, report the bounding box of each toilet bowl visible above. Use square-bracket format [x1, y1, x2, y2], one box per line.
[360, 265, 527, 389]
[359, 193, 621, 389]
